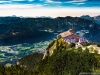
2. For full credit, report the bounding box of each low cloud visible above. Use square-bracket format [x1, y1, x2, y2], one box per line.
[0, 4, 43, 9]
[46, 0, 87, 3]
[0, 4, 100, 17]
[71, 0, 87, 2]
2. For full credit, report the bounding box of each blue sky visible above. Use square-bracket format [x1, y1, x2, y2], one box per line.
[0, 0, 100, 17]
[0, 0, 100, 7]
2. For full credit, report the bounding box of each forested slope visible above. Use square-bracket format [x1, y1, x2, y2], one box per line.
[0, 39, 100, 75]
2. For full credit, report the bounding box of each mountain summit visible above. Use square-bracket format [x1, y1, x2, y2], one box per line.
[34, 35, 100, 75]
[16, 29, 100, 75]
[58, 29, 88, 46]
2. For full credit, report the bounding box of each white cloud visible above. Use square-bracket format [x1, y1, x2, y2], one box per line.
[64, 0, 86, 5]
[11, 0, 25, 1]
[46, 0, 62, 4]
[0, 1, 10, 3]
[46, 0, 86, 3]
[76, 2, 85, 5]
[43, 3, 49, 5]
[0, 4, 100, 18]
[28, 0, 34, 2]
[69, 2, 85, 5]
[0, 4, 43, 9]
[46, 0, 53, 3]
[72, 0, 87, 2]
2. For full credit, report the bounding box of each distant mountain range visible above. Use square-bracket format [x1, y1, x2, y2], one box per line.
[0, 15, 100, 45]
[80, 15, 100, 24]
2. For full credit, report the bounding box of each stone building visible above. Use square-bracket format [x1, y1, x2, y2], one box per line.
[57, 29, 88, 46]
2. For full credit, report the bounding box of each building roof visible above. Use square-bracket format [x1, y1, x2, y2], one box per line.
[58, 29, 76, 38]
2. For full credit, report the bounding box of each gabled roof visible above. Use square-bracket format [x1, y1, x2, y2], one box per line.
[58, 29, 76, 38]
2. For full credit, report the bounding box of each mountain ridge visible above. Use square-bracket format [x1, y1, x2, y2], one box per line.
[0, 16, 100, 45]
